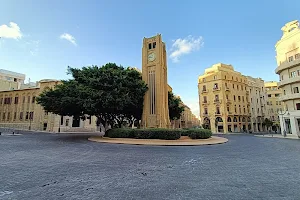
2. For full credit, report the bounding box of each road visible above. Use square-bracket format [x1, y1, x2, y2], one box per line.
[1, 132, 300, 200]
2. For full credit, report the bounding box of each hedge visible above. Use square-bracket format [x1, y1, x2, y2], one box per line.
[186, 128, 212, 139]
[105, 128, 212, 140]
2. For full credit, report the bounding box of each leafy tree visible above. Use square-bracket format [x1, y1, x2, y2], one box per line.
[37, 63, 148, 131]
[168, 91, 185, 120]
[263, 118, 273, 131]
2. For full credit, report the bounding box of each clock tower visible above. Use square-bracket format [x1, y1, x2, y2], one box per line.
[141, 34, 170, 128]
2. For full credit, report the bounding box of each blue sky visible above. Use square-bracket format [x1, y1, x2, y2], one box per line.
[0, 0, 299, 117]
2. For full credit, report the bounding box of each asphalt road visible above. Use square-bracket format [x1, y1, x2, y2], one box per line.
[1, 132, 300, 200]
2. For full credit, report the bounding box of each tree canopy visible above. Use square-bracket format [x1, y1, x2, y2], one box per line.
[168, 91, 185, 120]
[37, 63, 148, 129]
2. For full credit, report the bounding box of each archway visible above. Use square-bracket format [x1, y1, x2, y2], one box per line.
[203, 117, 210, 129]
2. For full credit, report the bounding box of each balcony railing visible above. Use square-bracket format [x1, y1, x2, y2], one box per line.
[213, 87, 221, 91]
[225, 87, 230, 91]
[226, 99, 231, 104]
[201, 89, 208, 94]
[214, 99, 222, 104]
[215, 112, 221, 116]
[202, 101, 209, 105]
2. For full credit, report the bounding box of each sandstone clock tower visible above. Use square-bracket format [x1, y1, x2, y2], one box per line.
[141, 34, 170, 128]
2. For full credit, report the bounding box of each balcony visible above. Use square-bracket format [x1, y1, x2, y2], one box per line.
[279, 93, 300, 101]
[214, 99, 222, 104]
[275, 58, 300, 74]
[225, 87, 230, 91]
[246, 91, 249, 95]
[202, 113, 209, 117]
[213, 87, 221, 92]
[202, 101, 209, 105]
[201, 89, 208, 94]
[278, 76, 300, 88]
[226, 99, 231, 104]
[215, 112, 221, 116]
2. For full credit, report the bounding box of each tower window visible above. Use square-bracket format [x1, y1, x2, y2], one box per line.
[288, 56, 293, 62]
[148, 43, 152, 49]
[153, 42, 156, 48]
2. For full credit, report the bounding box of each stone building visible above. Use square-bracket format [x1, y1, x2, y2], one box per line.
[0, 69, 25, 91]
[264, 81, 284, 126]
[246, 76, 269, 132]
[275, 20, 300, 137]
[0, 79, 97, 132]
[198, 63, 250, 133]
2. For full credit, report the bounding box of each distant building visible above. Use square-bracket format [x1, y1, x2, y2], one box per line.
[275, 20, 300, 137]
[0, 69, 25, 91]
[198, 63, 272, 133]
[264, 81, 284, 128]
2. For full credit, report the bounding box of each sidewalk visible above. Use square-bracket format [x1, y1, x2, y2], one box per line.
[254, 134, 299, 140]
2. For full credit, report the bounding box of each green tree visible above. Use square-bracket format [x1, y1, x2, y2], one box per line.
[263, 118, 273, 131]
[168, 91, 185, 120]
[37, 63, 148, 130]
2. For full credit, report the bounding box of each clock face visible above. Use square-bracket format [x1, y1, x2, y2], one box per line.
[148, 53, 156, 62]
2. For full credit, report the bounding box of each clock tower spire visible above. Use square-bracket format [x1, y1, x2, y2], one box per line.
[141, 34, 170, 128]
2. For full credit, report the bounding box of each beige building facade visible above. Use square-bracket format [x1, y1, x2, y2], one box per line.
[264, 81, 284, 127]
[0, 69, 25, 91]
[246, 76, 269, 132]
[0, 79, 98, 132]
[275, 20, 300, 137]
[198, 63, 250, 133]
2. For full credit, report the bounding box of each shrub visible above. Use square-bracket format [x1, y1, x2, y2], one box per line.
[106, 128, 181, 140]
[187, 128, 212, 139]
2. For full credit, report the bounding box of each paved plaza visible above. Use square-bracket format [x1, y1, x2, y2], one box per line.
[1, 132, 300, 199]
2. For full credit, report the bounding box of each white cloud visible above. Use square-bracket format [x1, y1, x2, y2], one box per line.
[60, 33, 77, 46]
[0, 22, 22, 40]
[169, 35, 204, 63]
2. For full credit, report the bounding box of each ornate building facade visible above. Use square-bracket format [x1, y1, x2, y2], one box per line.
[275, 20, 300, 137]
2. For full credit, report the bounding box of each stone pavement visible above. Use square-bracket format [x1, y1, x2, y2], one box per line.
[88, 136, 228, 146]
[2, 132, 300, 199]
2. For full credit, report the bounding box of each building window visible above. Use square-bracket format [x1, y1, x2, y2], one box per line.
[214, 75, 217, 80]
[267, 102, 269, 105]
[238, 96, 241, 101]
[215, 95, 219, 101]
[244, 108, 246, 113]
[234, 95, 236, 101]
[276, 101, 278, 105]
[284, 90, 286, 95]
[29, 112, 34, 120]
[227, 107, 230, 112]
[204, 108, 208, 114]
[213, 83, 218, 89]
[20, 112, 23, 120]
[216, 107, 220, 114]
[279, 101, 281, 105]
[153, 42, 156, 48]
[237, 85, 239, 90]
[293, 87, 299, 93]
[25, 112, 29, 120]
[14, 96, 19, 104]
[296, 103, 300, 110]
[288, 56, 294, 62]
[295, 53, 300, 60]
[148, 43, 152, 49]
[242, 96, 244, 102]
[66, 119, 69, 126]
[203, 96, 207, 103]
[32, 96, 36, 103]
[225, 75, 227, 79]
[202, 85, 206, 91]
[291, 71, 296, 78]
[226, 94, 228, 100]
[13, 112, 16, 120]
